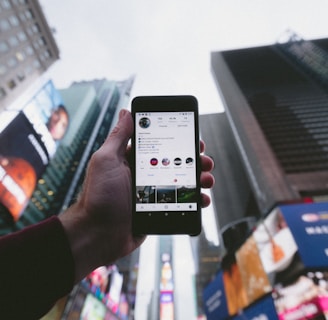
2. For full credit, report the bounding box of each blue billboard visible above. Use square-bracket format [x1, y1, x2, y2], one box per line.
[280, 202, 328, 268]
[203, 271, 229, 320]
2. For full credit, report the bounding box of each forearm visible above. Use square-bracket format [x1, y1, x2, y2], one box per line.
[0, 216, 74, 319]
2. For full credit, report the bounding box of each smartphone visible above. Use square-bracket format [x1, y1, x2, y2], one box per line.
[131, 95, 201, 236]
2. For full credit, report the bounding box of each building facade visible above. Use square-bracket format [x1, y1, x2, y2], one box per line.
[209, 35, 328, 225]
[0, 0, 59, 110]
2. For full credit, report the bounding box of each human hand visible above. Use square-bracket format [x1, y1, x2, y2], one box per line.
[60, 109, 214, 283]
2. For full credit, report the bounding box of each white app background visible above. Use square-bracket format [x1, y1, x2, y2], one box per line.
[135, 111, 197, 212]
[136, 112, 196, 186]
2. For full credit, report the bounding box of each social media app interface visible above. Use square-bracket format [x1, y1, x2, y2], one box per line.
[135, 111, 198, 212]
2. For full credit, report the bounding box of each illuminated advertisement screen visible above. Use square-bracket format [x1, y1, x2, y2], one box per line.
[160, 253, 174, 320]
[252, 207, 299, 285]
[279, 202, 328, 268]
[0, 81, 69, 220]
[273, 271, 328, 320]
[235, 235, 272, 304]
[203, 271, 229, 320]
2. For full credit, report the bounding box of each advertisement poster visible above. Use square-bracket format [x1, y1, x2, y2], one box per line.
[235, 235, 272, 304]
[252, 208, 299, 285]
[279, 202, 328, 268]
[83, 265, 125, 316]
[203, 271, 229, 320]
[80, 294, 107, 320]
[273, 272, 328, 320]
[222, 256, 249, 316]
[0, 81, 69, 220]
[159, 253, 174, 320]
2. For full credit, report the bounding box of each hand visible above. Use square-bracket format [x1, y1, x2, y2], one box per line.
[59, 109, 214, 283]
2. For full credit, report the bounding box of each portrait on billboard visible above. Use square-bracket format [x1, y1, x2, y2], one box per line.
[0, 81, 69, 221]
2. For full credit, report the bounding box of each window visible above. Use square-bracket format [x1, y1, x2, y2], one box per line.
[25, 9, 34, 20]
[9, 15, 19, 27]
[19, 12, 26, 22]
[37, 36, 46, 46]
[15, 51, 25, 61]
[17, 31, 27, 42]
[33, 59, 41, 69]
[0, 19, 10, 31]
[8, 35, 19, 47]
[31, 23, 40, 33]
[0, 41, 9, 53]
[1, 0, 11, 9]
[7, 56, 17, 67]
[0, 87, 6, 99]
[0, 64, 6, 75]
[25, 45, 33, 55]
[17, 72, 25, 81]
[7, 79, 16, 90]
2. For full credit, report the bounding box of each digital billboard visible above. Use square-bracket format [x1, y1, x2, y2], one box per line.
[160, 253, 174, 320]
[279, 202, 328, 268]
[0, 80, 69, 220]
[83, 265, 127, 318]
[235, 235, 272, 304]
[273, 271, 328, 320]
[203, 203, 328, 319]
[203, 271, 229, 320]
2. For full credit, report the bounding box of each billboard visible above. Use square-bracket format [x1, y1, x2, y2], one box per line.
[273, 271, 328, 320]
[160, 253, 174, 320]
[203, 271, 229, 320]
[203, 203, 328, 319]
[279, 202, 328, 268]
[0, 81, 69, 220]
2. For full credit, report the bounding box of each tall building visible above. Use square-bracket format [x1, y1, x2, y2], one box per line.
[201, 34, 328, 320]
[0, 0, 59, 111]
[207, 35, 328, 233]
[0, 76, 134, 235]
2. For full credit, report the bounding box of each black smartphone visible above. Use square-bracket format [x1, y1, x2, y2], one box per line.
[131, 95, 201, 236]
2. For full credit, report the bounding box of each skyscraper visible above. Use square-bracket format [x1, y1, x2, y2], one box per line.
[207, 35, 328, 231]
[0, 0, 59, 111]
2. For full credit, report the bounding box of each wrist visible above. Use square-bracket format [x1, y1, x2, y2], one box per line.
[58, 203, 102, 283]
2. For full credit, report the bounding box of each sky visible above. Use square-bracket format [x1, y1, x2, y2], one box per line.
[39, 0, 328, 115]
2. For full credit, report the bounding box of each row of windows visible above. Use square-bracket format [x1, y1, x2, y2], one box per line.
[0, 9, 36, 30]
[0, 0, 27, 11]
[0, 57, 41, 100]
[0, 24, 45, 49]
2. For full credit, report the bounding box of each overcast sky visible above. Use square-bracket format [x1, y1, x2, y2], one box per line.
[39, 0, 328, 115]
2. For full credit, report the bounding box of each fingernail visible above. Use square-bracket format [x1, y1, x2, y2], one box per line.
[119, 109, 127, 119]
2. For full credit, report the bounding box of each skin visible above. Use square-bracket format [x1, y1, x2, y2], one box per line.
[59, 109, 215, 283]
[47, 108, 69, 140]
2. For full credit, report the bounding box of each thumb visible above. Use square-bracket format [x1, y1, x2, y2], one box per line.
[105, 109, 133, 155]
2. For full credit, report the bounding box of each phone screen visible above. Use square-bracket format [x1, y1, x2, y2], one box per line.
[132, 96, 201, 235]
[135, 111, 198, 212]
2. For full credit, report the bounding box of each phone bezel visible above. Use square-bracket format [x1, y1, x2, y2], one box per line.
[131, 95, 201, 236]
